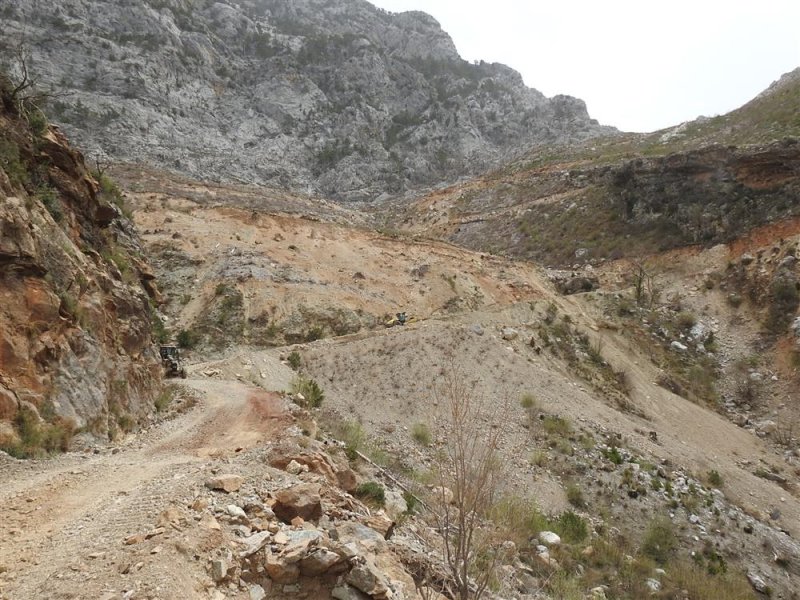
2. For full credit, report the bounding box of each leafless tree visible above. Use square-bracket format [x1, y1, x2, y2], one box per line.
[431, 364, 511, 600]
[2, 41, 67, 121]
[630, 259, 660, 308]
[9, 45, 34, 99]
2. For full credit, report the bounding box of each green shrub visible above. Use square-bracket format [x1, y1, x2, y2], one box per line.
[675, 311, 697, 331]
[765, 277, 800, 333]
[37, 185, 63, 222]
[304, 325, 325, 342]
[355, 481, 385, 506]
[0, 139, 28, 187]
[26, 105, 48, 136]
[177, 328, 199, 349]
[641, 516, 677, 564]
[95, 173, 133, 219]
[520, 393, 537, 409]
[403, 490, 420, 514]
[117, 413, 136, 433]
[530, 450, 548, 467]
[707, 469, 723, 488]
[155, 385, 178, 413]
[604, 445, 624, 465]
[555, 511, 588, 543]
[101, 246, 132, 276]
[726, 293, 743, 308]
[565, 483, 586, 508]
[0, 408, 76, 458]
[491, 495, 550, 546]
[338, 420, 365, 460]
[287, 351, 302, 370]
[411, 422, 431, 446]
[291, 376, 325, 408]
[151, 310, 169, 344]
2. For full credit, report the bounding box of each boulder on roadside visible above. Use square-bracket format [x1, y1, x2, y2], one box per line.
[205, 474, 245, 493]
[273, 483, 322, 523]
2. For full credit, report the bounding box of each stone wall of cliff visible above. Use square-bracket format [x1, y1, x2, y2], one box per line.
[0, 74, 162, 455]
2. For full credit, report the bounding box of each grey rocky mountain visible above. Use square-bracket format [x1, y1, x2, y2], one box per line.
[2, 0, 615, 201]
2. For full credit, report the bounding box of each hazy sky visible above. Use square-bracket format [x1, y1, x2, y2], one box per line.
[370, 0, 800, 132]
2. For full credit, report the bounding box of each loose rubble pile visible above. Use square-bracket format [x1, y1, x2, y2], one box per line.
[116, 434, 448, 600]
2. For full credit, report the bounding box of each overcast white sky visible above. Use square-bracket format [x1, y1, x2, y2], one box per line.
[370, 0, 800, 132]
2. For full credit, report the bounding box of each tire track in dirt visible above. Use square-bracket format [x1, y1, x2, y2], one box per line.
[0, 379, 288, 600]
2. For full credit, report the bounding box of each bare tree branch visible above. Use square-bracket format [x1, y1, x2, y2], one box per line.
[431, 362, 512, 600]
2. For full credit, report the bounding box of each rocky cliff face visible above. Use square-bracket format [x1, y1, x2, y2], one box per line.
[0, 76, 162, 455]
[0, 0, 612, 201]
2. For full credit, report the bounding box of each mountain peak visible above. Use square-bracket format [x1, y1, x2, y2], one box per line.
[0, 0, 613, 201]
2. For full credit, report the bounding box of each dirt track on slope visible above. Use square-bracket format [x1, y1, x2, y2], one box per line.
[0, 380, 287, 600]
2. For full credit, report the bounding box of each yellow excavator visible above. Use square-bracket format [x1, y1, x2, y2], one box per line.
[384, 312, 416, 328]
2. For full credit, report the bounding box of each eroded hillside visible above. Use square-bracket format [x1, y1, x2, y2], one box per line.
[118, 167, 552, 351]
[109, 168, 800, 598]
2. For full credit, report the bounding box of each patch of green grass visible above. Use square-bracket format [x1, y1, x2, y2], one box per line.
[25, 103, 48, 137]
[675, 311, 697, 331]
[641, 516, 677, 565]
[150, 305, 169, 344]
[411, 422, 431, 446]
[403, 490, 420, 514]
[337, 420, 366, 461]
[530, 450, 549, 467]
[665, 561, 757, 600]
[355, 481, 385, 506]
[0, 138, 28, 187]
[706, 469, 724, 488]
[117, 413, 136, 433]
[555, 511, 588, 543]
[304, 325, 325, 342]
[491, 495, 551, 547]
[286, 351, 302, 370]
[101, 246, 132, 277]
[95, 173, 132, 219]
[542, 415, 571, 437]
[0, 407, 76, 458]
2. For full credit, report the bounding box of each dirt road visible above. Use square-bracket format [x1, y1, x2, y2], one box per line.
[0, 380, 287, 600]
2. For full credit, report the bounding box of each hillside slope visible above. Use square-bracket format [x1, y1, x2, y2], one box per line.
[110, 168, 800, 598]
[0, 0, 612, 201]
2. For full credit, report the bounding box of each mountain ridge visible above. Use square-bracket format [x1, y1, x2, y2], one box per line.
[0, 0, 613, 201]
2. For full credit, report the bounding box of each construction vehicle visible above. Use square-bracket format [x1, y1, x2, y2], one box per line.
[384, 312, 415, 328]
[159, 345, 187, 378]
